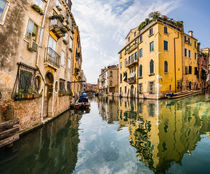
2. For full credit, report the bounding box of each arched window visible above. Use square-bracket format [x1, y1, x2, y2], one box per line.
[0, 0, 9, 25]
[150, 60, 154, 74]
[164, 61, 168, 73]
[139, 64, 143, 77]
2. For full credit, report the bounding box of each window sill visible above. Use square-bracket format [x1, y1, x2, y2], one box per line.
[164, 72, 169, 74]
[138, 76, 143, 79]
[149, 34, 154, 37]
[149, 73, 155, 76]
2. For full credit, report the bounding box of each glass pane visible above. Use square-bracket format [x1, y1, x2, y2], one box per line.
[0, 0, 6, 18]
[27, 20, 33, 34]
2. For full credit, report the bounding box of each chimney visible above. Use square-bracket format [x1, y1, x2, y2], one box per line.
[197, 42, 201, 52]
[188, 30, 193, 37]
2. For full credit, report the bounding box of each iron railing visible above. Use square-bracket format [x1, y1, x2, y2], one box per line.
[45, 47, 60, 68]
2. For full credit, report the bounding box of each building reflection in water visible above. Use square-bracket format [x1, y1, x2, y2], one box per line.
[97, 95, 210, 173]
[0, 110, 82, 174]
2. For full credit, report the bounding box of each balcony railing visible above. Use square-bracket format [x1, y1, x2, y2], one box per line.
[126, 57, 138, 68]
[45, 47, 60, 68]
[50, 18, 65, 38]
[126, 43, 138, 54]
[128, 76, 136, 84]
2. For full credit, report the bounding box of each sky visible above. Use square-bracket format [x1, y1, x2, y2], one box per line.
[71, 0, 210, 84]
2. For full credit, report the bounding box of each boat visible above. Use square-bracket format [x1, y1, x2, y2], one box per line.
[74, 93, 90, 110]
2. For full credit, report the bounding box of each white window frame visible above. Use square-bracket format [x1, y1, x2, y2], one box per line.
[0, 0, 10, 25]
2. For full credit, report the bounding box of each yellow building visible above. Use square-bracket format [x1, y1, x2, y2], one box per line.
[72, 26, 83, 98]
[117, 96, 210, 173]
[119, 12, 199, 99]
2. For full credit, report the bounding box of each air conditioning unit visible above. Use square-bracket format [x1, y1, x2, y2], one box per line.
[28, 34, 38, 52]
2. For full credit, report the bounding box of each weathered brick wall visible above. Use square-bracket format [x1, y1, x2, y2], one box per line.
[0, 97, 42, 131]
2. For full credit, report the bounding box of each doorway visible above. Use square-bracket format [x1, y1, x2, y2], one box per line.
[44, 72, 54, 118]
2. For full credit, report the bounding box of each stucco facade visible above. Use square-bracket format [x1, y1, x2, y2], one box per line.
[0, 0, 83, 131]
[119, 14, 201, 99]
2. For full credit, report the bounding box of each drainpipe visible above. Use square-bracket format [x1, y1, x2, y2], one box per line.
[36, 0, 51, 121]
[174, 32, 180, 93]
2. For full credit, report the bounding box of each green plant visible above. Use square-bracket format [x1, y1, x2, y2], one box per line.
[138, 21, 146, 31]
[50, 14, 64, 23]
[31, 4, 44, 15]
[28, 88, 34, 94]
[60, 26, 68, 33]
[64, 25, 70, 31]
[149, 11, 161, 21]
[56, 5, 62, 11]
[175, 21, 183, 28]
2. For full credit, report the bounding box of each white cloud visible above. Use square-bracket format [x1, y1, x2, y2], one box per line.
[72, 0, 180, 83]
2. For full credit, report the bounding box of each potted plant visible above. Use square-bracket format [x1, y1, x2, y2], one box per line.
[50, 14, 64, 23]
[34, 93, 40, 98]
[56, 5, 62, 11]
[15, 89, 24, 100]
[31, 4, 44, 15]
[60, 26, 68, 33]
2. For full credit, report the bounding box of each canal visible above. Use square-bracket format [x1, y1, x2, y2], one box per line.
[0, 95, 210, 174]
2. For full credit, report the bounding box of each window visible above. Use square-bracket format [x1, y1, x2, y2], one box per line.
[68, 59, 71, 69]
[195, 53, 197, 60]
[124, 58, 127, 67]
[164, 26, 168, 34]
[69, 38, 73, 49]
[185, 66, 188, 75]
[110, 71, 113, 77]
[26, 19, 38, 40]
[19, 70, 33, 94]
[149, 82, 155, 94]
[55, 81, 58, 92]
[164, 61, 168, 73]
[125, 86, 127, 93]
[134, 31, 136, 37]
[128, 37, 130, 42]
[120, 52, 122, 58]
[150, 59, 154, 74]
[0, 0, 9, 25]
[150, 41, 154, 52]
[189, 66, 192, 74]
[139, 83, 143, 94]
[139, 48, 143, 58]
[120, 62, 122, 69]
[149, 28, 153, 36]
[189, 50, 191, 58]
[59, 79, 65, 91]
[67, 82, 71, 93]
[139, 35, 143, 43]
[110, 80, 112, 86]
[164, 40, 168, 51]
[194, 67, 198, 75]
[134, 52, 138, 59]
[35, 0, 44, 10]
[139, 65, 143, 77]
[194, 41, 197, 48]
[185, 49, 187, 57]
[184, 36, 187, 42]
[188, 38, 191, 44]
[120, 74, 122, 83]
[61, 51, 65, 66]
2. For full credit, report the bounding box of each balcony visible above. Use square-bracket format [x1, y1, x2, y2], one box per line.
[44, 47, 60, 69]
[126, 58, 138, 68]
[50, 18, 65, 39]
[126, 43, 138, 54]
[128, 76, 136, 84]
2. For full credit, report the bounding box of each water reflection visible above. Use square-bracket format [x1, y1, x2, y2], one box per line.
[98, 95, 210, 173]
[0, 111, 82, 174]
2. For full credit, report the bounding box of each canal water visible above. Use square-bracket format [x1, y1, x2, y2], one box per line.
[0, 95, 210, 174]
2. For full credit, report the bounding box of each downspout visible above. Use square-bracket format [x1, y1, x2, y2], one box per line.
[174, 32, 180, 93]
[35, 0, 51, 121]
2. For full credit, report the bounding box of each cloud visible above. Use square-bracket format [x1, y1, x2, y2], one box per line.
[71, 0, 180, 83]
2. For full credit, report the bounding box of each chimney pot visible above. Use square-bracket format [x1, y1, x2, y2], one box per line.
[189, 30, 193, 37]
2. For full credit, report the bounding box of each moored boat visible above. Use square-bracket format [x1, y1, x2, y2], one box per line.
[74, 93, 90, 110]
